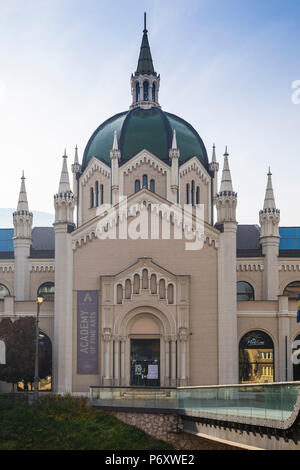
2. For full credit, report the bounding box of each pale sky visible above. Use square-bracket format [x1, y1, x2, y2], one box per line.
[0, 0, 300, 226]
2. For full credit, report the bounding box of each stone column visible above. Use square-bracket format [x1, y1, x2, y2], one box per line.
[120, 337, 126, 386]
[170, 339, 177, 386]
[164, 336, 170, 386]
[114, 337, 120, 385]
[179, 329, 188, 386]
[103, 329, 112, 385]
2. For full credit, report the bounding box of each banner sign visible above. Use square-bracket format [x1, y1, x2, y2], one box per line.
[77, 290, 98, 375]
[147, 364, 159, 380]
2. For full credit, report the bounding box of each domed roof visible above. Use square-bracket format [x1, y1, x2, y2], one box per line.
[82, 107, 209, 171]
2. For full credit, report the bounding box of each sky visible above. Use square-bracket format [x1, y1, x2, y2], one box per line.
[0, 0, 300, 226]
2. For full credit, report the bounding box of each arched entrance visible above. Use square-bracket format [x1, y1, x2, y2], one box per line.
[239, 330, 274, 383]
[129, 313, 161, 387]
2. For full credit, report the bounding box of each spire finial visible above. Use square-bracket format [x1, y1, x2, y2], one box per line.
[263, 168, 276, 210]
[17, 171, 29, 211]
[144, 12, 147, 32]
[224, 146, 229, 157]
[172, 129, 177, 150]
[74, 145, 79, 164]
[58, 150, 70, 193]
[212, 144, 217, 163]
[112, 130, 119, 151]
[220, 151, 233, 192]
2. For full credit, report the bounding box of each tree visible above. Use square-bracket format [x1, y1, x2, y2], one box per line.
[0, 317, 52, 391]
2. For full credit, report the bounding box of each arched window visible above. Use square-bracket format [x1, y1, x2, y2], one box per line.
[196, 186, 200, 205]
[117, 284, 123, 304]
[133, 274, 140, 294]
[239, 330, 274, 383]
[152, 83, 156, 101]
[142, 174, 148, 189]
[95, 181, 99, 207]
[283, 281, 300, 300]
[186, 184, 190, 204]
[136, 82, 140, 102]
[167, 284, 174, 304]
[293, 334, 300, 381]
[37, 282, 54, 302]
[150, 274, 157, 294]
[143, 81, 149, 101]
[135, 180, 141, 193]
[0, 284, 10, 300]
[90, 187, 94, 208]
[237, 281, 255, 301]
[191, 180, 195, 206]
[159, 279, 166, 299]
[150, 179, 155, 193]
[125, 279, 132, 300]
[100, 184, 104, 205]
[142, 269, 148, 289]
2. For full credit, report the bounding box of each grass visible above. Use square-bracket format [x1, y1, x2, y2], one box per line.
[0, 394, 173, 450]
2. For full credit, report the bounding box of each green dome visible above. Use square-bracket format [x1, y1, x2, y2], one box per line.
[82, 107, 209, 171]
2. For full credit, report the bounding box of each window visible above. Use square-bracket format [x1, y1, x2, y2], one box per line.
[191, 180, 195, 206]
[159, 279, 166, 299]
[135, 180, 141, 193]
[95, 181, 99, 207]
[283, 281, 300, 300]
[136, 82, 140, 102]
[37, 282, 54, 302]
[152, 83, 156, 101]
[237, 281, 255, 301]
[150, 179, 155, 193]
[125, 279, 132, 300]
[117, 284, 123, 304]
[143, 81, 149, 101]
[186, 184, 190, 204]
[239, 330, 274, 383]
[90, 187, 94, 208]
[142, 175, 148, 189]
[167, 284, 174, 304]
[196, 186, 200, 205]
[0, 284, 10, 300]
[100, 184, 104, 205]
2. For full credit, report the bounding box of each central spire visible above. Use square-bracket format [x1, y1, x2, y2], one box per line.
[136, 12, 155, 75]
[130, 13, 160, 109]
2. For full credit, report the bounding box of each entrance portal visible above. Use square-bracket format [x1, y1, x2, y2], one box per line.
[130, 338, 160, 386]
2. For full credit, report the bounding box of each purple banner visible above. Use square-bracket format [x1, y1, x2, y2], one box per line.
[77, 290, 98, 375]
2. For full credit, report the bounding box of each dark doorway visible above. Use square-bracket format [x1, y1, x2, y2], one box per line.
[293, 334, 300, 381]
[130, 338, 160, 386]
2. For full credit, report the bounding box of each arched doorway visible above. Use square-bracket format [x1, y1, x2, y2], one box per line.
[239, 330, 274, 383]
[293, 334, 300, 381]
[129, 314, 161, 387]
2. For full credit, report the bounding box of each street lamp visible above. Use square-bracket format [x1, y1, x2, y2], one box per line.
[34, 293, 44, 402]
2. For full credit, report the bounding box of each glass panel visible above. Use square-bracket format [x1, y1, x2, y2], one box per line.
[0, 284, 10, 299]
[130, 339, 160, 387]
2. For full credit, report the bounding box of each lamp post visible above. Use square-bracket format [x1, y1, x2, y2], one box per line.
[34, 294, 44, 402]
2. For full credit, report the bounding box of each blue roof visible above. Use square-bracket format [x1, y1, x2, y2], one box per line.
[279, 227, 300, 250]
[0, 229, 14, 252]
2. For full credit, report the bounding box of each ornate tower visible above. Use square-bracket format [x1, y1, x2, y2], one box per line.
[130, 13, 160, 109]
[209, 144, 219, 224]
[110, 131, 121, 205]
[71, 146, 81, 227]
[53, 151, 75, 393]
[259, 168, 280, 300]
[169, 129, 179, 203]
[13, 172, 33, 301]
[216, 148, 238, 384]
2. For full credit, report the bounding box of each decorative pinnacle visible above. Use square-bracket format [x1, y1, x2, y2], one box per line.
[219, 150, 234, 193]
[212, 144, 217, 163]
[112, 130, 119, 151]
[58, 149, 71, 193]
[224, 146, 229, 157]
[263, 167, 276, 210]
[172, 129, 177, 150]
[17, 171, 29, 212]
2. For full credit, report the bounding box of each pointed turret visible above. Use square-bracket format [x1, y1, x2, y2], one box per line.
[110, 131, 121, 205]
[54, 150, 75, 224]
[130, 13, 160, 109]
[71, 146, 82, 205]
[169, 129, 179, 203]
[219, 147, 233, 193]
[209, 144, 220, 219]
[259, 168, 280, 300]
[58, 149, 71, 194]
[13, 172, 33, 301]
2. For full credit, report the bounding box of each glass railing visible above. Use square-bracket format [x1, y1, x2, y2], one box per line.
[178, 382, 300, 422]
[89, 386, 178, 411]
[89, 382, 300, 426]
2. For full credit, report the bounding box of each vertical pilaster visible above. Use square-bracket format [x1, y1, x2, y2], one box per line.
[278, 295, 292, 382]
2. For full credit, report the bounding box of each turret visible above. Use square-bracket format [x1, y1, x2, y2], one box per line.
[71, 145, 81, 201]
[13, 172, 33, 300]
[259, 168, 280, 300]
[53, 150, 75, 393]
[169, 130, 179, 203]
[130, 13, 160, 109]
[216, 148, 238, 384]
[110, 131, 121, 205]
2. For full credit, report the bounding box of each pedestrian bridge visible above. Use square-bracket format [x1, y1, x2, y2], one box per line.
[89, 381, 300, 450]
